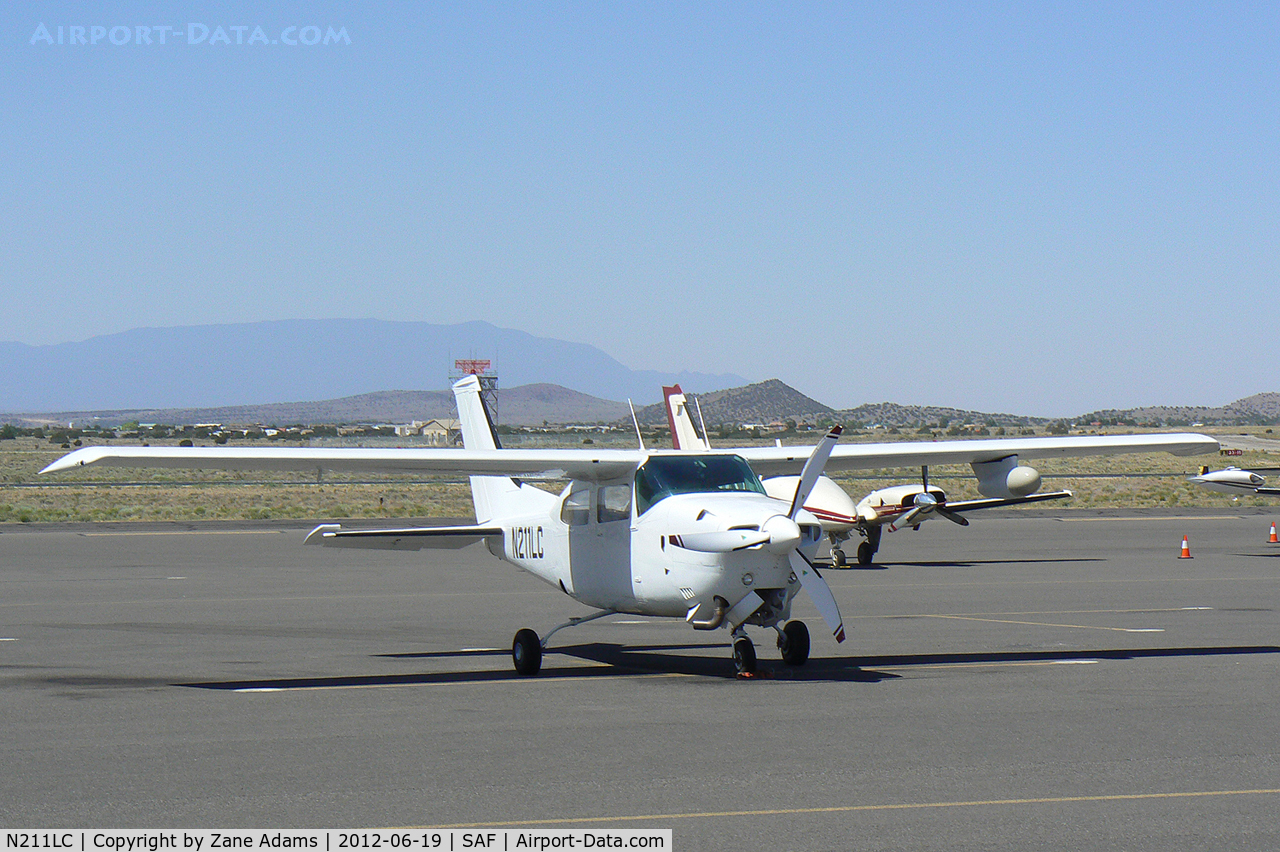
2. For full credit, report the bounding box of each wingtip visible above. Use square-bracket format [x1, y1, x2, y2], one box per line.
[39, 454, 83, 475]
[304, 523, 342, 545]
[39, 446, 109, 475]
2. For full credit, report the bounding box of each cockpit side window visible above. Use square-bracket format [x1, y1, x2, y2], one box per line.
[597, 485, 632, 524]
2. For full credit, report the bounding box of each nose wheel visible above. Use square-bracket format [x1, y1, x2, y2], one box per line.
[732, 635, 757, 675]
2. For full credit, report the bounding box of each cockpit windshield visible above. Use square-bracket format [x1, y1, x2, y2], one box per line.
[634, 454, 767, 515]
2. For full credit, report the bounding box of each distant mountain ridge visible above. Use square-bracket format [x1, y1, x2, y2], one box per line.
[3, 384, 631, 429]
[1078, 393, 1280, 426]
[5, 380, 1278, 430]
[2, 321, 1276, 429]
[0, 319, 746, 412]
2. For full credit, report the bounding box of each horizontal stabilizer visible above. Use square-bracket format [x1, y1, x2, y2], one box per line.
[304, 523, 502, 551]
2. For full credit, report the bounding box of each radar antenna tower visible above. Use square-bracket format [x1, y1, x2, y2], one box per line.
[450, 359, 499, 424]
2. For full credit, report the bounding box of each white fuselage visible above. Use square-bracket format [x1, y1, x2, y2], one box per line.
[492, 483, 817, 622]
[1189, 467, 1266, 495]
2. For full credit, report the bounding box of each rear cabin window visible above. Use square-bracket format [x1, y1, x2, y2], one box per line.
[560, 486, 590, 526]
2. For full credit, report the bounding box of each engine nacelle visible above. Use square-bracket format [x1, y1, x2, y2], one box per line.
[762, 475, 858, 530]
[971, 456, 1041, 499]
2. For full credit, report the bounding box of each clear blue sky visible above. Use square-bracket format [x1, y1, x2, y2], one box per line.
[4, 2, 1276, 416]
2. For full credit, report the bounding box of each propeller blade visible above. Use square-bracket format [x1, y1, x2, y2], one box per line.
[891, 505, 923, 530]
[935, 507, 970, 527]
[789, 425, 843, 519]
[789, 550, 845, 643]
[667, 530, 770, 553]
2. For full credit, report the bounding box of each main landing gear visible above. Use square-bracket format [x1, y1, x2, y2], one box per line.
[512, 628, 542, 676]
[510, 610, 616, 676]
[510, 613, 813, 678]
[833, 525, 882, 567]
[857, 526, 883, 566]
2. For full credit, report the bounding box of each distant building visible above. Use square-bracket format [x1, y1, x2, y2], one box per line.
[395, 418, 461, 445]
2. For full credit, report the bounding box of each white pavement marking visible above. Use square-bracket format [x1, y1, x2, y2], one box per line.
[80, 529, 287, 536]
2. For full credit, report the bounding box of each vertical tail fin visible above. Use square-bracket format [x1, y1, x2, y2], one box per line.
[663, 384, 709, 451]
[453, 375, 521, 522]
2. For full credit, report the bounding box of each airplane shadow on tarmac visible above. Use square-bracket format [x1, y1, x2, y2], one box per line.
[177, 643, 1280, 690]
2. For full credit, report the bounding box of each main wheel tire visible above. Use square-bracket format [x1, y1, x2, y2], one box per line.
[831, 548, 847, 568]
[779, 620, 810, 666]
[512, 628, 542, 676]
[858, 541, 875, 566]
[732, 636, 757, 675]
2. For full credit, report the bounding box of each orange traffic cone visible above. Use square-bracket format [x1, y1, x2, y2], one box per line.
[1178, 536, 1193, 559]
[1269, 522, 1278, 544]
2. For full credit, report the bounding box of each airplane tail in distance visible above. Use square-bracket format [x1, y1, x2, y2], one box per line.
[663, 385, 709, 451]
[452, 375, 523, 522]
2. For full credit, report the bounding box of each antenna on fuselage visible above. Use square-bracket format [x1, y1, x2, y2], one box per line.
[628, 400, 646, 451]
[694, 398, 710, 448]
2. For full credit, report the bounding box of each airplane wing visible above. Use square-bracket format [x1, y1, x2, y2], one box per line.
[40, 433, 1217, 482]
[738, 433, 1218, 476]
[942, 490, 1074, 513]
[303, 523, 502, 551]
[40, 445, 643, 482]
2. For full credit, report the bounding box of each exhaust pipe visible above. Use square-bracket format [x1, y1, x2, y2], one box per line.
[686, 596, 729, 630]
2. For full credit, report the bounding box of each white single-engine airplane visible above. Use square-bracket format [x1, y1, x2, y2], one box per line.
[43, 376, 1218, 676]
[1188, 465, 1280, 497]
[662, 385, 1072, 566]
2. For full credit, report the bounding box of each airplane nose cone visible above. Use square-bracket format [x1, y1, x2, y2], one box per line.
[762, 515, 802, 553]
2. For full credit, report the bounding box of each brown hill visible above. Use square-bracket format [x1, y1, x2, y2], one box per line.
[837, 402, 1048, 428]
[632, 379, 833, 426]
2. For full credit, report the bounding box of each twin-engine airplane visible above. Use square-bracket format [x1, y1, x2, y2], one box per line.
[662, 386, 1072, 566]
[43, 376, 1218, 677]
[1189, 465, 1280, 497]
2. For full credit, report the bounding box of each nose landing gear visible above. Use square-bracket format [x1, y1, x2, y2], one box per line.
[732, 633, 757, 675]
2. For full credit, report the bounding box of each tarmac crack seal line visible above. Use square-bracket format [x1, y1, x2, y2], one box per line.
[418, 788, 1280, 828]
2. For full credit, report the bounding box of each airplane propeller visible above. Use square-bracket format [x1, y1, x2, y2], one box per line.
[893, 465, 970, 530]
[789, 549, 845, 642]
[787, 425, 846, 643]
[674, 425, 847, 643]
